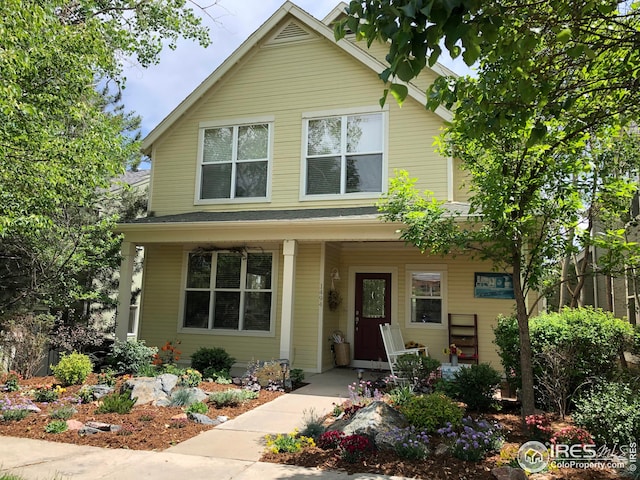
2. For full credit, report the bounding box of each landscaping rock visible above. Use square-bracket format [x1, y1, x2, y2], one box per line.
[216, 415, 229, 423]
[24, 404, 41, 413]
[182, 387, 208, 403]
[327, 401, 409, 450]
[66, 420, 84, 431]
[109, 425, 122, 433]
[78, 426, 101, 435]
[171, 413, 188, 421]
[188, 413, 220, 425]
[85, 421, 112, 431]
[91, 384, 114, 399]
[434, 443, 449, 456]
[124, 375, 180, 406]
[492, 466, 528, 480]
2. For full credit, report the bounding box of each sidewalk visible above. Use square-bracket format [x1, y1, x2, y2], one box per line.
[0, 368, 405, 480]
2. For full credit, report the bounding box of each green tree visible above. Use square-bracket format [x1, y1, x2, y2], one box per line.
[336, 0, 640, 417]
[0, 0, 212, 318]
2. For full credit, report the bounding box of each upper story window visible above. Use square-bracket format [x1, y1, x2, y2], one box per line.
[197, 119, 272, 202]
[406, 266, 447, 327]
[182, 251, 275, 334]
[303, 111, 384, 197]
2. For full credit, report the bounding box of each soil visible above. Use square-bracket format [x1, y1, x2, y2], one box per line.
[0, 376, 622, 479]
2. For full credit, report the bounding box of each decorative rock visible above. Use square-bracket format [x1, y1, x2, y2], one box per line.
[109, 425, 122, 433]
[492, 466, 528, 480]
[124, 375, 179, 406]
[85, 421, 112, 431]
[216, 415, 229, 423]
[91, 385, 114, 399]
[158, 374, 179, 395]
[66, 419, 84, 431]
[24, 404, 41, 413]
[78, 426, 101, 436]
[171, 413, 188, 421]
[434, 443, 449, 456]
[188, 413, 219, 425]
[182, 387, 208, 403]
[327, 401, 409, 450]
[529, 474, 555, 480]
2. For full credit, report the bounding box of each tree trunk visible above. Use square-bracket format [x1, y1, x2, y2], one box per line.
[512, 254, 536, 419]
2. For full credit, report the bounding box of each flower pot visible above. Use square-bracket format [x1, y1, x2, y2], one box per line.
[334, 342, 350, 366]
[451, 354, 458, 366]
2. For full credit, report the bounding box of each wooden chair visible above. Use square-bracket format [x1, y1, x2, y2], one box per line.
[379, 323, 428, 383]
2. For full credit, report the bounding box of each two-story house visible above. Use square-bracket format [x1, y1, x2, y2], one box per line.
[115, 1, 518, 373]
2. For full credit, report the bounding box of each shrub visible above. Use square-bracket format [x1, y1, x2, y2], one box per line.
[185, 401, 208, 415]
[77, 385, 94, 404]
[49, 323, 105, 355]
[1, 371, 21, 392]
[438, 417, 504, 461]
[550, 426, 594, 446]
[449, 363, 502, 411]
[203, 367, 232, 384]
[179, 368, 202, 387]
[399, 393, 464, 433]
[49, 405, 76, 420]
[209, 389, 257, 407]
[45, 419, 68, 434]
[387, 385, 415, 407]
[108, 339, 157, 375]
[0, 314, 55, 379]
[33, 386, 63, 403]
[290, 368, 305, 388]
[317, 430, 345, 450]
[525, 414, 553, 442]
[1, 408, 30, 421]
[96, 390, 136, 414]
[572, 381, 640, 446]
[339, 434, 374, 463]
[395, 354, 441, 391]
[96, 368, 117, 387]
[191, 347, 235, 375]
[493, 307, 635, 408]
[299, 408, 325, 441]
[169, 388, 196, 407]
[379, 426, 430, 460]
[244, 360, 287, 391]
[264, 430, 315, 453]
[51, 352, 93, 386]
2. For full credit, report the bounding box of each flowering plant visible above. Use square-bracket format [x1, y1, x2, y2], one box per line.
[379, 426, 430, 460]
[317, 430, 346, 450]
[339, 434, 374, 463]
[152, 340, 181, 367]
[264, 429, 316, 453]
[443, 344, 458, 355]
[550, 426, 594, 446]
[525, 414, 553, 442]
[438, 416, 504, 461]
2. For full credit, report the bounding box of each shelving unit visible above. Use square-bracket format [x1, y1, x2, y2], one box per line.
[448, 314, 479, 364]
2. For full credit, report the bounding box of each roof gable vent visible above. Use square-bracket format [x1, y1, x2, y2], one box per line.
[268, 21, 314, 45]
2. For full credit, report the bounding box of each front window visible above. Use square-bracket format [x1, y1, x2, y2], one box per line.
[199, 122, 271, 200]
[305, 112, 383, 196]
[409, 271, 444, 325]
[183, 251, 274, 332]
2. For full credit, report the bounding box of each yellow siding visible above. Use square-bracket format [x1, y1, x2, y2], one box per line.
[151, 27, 448, 215]
[338, 243, 514, 370]
[322, 242, 342, 370]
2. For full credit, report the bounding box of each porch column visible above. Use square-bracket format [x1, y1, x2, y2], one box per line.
[280, 240, 297, 359]
[115, 241, 136, 342]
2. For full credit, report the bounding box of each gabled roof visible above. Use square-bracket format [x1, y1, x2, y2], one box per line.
[142, 1, 453, 154]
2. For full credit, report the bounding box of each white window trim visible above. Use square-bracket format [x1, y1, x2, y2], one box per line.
[405, 264, 448, 329]
[299, 106, 389, 201]
[178, 249, 278, 337]
[195, 116, 274, 205]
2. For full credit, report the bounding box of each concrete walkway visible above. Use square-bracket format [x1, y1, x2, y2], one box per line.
[0, 368, 406, 480]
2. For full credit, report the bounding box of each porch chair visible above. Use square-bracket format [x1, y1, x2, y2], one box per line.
[379, 323, 428, 384]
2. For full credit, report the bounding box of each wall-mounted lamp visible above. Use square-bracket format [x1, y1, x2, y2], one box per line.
[330, 268, 340, 290]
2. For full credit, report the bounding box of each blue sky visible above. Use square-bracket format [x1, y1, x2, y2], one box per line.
[121, 0, 467, 140]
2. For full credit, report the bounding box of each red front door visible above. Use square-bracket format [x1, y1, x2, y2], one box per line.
[354, 272, 391, 361]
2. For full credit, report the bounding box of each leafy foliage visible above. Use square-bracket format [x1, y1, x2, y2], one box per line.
[191, 347, 235, 376]
[44, 419, 68, 434]
[395, 354, 441, 391]
[494, 307, 634, 413]
[51, 352, 93, 386]
[448, 363, 502, 412]
[572, 381, 640, 446]
[96, 390, 136, 414]
[208, 389, 258, 408]
[108, 339, 157, 375]
[185, 401, 208, 415]
[169, 388, 196, 407]
[399, 393, 464, 433]
[264, 430, 315, 454]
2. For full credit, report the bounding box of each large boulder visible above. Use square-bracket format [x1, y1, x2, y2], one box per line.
[328, 401, 409, 450]
[124, 374, 179, 406]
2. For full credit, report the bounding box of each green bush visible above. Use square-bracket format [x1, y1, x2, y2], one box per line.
[450, 363, 502, 411]
[51, 352, 93, 386]
[399, 393, 464, 433]
[395, 354, 441, 389]
[185, 401, 208, 415]
[108, 339, 157, 375]
[1, 409, 30, 421]
[49, 405, 76, 420]
[169, 388, 196, 407]
[203, 367, 233, 384]
[96, 390, 136, 414]
[179, 368, 202, 387]
[572, 381, 640, 446]
[44, 419, 68, 434]
[190, 347, 235, 375]
[209, 389, 257, 408]
[493, 307, 634, 399]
